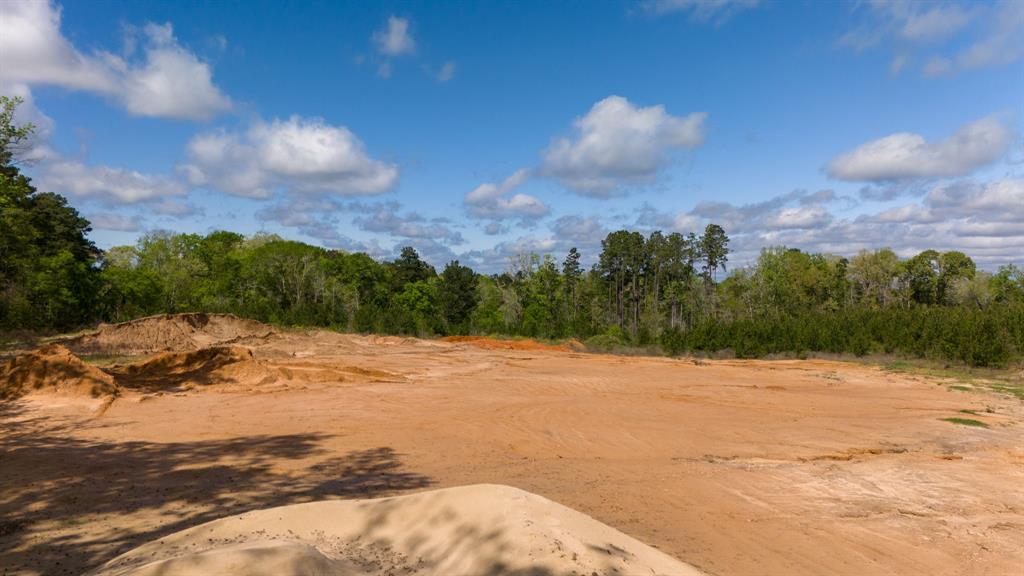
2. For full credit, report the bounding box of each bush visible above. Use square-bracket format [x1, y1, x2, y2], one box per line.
[585, 333, 626, 353]
[659, 327, 686, 356]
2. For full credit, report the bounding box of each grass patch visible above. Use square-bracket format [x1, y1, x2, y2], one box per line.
[80, 354, 146, 367]
[989, 382, 1024, 400]
[958, 409, 978, 415]
[940, 417, 989, 428]
[880, 358, 1023, 401]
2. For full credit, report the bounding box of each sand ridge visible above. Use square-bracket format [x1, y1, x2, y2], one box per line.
[0, 344, 117, 401]
[90, 484, 702, 576]
[62, 312, 278, 356]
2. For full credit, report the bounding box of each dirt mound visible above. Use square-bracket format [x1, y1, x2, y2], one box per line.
[90, 484, 702, 576]
[111, 346, 277, 391]
[441, 335, 572, 352]
[0, 344, 117, 400]
[64, 313, 278, 356]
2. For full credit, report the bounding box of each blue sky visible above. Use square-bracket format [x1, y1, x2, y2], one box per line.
[2, 0, 1022, 271]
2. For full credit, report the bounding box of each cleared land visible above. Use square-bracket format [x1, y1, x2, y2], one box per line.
[1, 315, 1022, 575]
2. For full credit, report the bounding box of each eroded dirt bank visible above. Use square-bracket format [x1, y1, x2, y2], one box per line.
[1, 320, 1021, 575]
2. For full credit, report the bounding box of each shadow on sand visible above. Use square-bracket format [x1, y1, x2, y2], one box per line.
[0, 402, 432, 575]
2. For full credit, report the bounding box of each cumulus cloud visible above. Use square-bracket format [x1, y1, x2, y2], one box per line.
[37, 157, 187, 204]
[0, 1, 117, 92]
[826, 116, 1012, 182]
[181, 116, 399, 198]
[641, 0, 760, 24]
[0, 1, 231, 120]
[117, 23, 231, 120]
[373, 16, 415, 56]
[541, 96, 706, 196]
[464, 169, 549, 220]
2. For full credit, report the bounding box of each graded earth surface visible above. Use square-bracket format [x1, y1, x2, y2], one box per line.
[1, 315, 1021, 575]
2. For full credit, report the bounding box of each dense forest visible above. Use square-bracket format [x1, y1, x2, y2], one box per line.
[2, 96, 1022, 367]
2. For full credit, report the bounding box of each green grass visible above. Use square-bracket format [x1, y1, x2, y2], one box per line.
[940, 417, 989, 428]
[989, 382, 1024, 400]
[958, 409, 978, 415]
[881, 359, 1023, 401]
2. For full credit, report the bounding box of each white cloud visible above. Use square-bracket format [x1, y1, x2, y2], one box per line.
[759, 206, 833, 231]
[436, 61, 456, 83]
[838, 1, 1024, 76]
[373, 16, 415, 56]
[377, 62, 392, 79]
[181, 116, 398, 198]
[257, 194, 341, 227]
[641, 0, 760, 23]
[551, 215, 608, 245]
[954, 1, 1024, 71]
[37, 158, 186, 204]
[0, 82, 56, 163]
[117, 23, 231, 120]
[464, 169, 549, 220]
[541, 96, 706, 196]
[899, 4, 971, 42]
[0, 1, 117, 91]
[150, 198, 199, 217]
[0, 1, 230, 120]
[922, 56, 952, 77]
[352, 202, 465, 244]
[926, 179, 1024, 217]
[636, 181, 1024, 269]
[88, 213, 142, 232]
[826, 116, 1012, 182]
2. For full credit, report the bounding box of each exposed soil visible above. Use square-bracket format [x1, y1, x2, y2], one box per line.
[61, 313, 277, 356]
[0, 344, 117, 401]
[90, 484, 699, 576]
[441, 335, 585, 352]
[1, 318, 1022, 575]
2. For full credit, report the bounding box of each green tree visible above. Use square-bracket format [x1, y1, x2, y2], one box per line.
[562, 247, 582, 326]
[438, 260, 478, 332]
[698, 223, 729, 286]
[391, 246, 435, 289]
[1, 95, 100, 330]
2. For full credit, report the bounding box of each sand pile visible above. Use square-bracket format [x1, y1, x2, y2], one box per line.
[441, 335, 576, 352]
[111, 346, 277, 390]
[64, 313, 277, 356]
[0, 344, 117, 400]
[90, 484, 702, 576]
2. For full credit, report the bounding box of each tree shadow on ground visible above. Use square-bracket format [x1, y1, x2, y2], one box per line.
[0, 402, 433, 576]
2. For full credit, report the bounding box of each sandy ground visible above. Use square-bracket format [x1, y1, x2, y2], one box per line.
[2, 322, 1022, 575]
[91, 484, 701, 576]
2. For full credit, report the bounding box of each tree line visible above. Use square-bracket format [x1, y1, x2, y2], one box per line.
[2, 96, 1022, 366]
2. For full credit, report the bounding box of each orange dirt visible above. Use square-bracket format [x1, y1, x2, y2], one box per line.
[62, 313, 277, 356]
[441, 335, 580, 352]
[0, 344, 117, 401]
[1, 327, 1022, 576]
